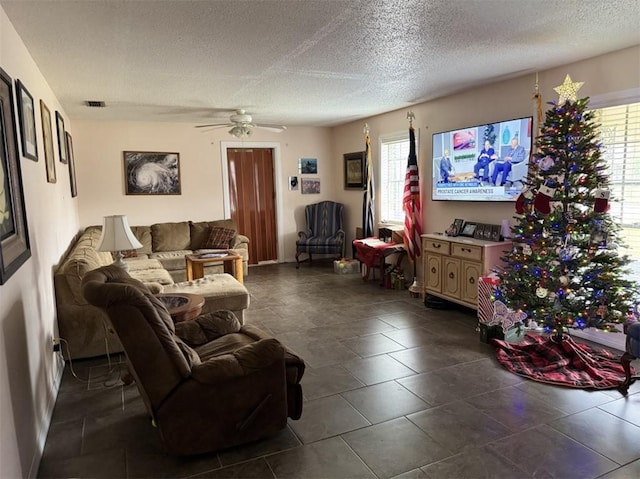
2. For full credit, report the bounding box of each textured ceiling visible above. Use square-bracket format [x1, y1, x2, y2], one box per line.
[2, 0, 639, 127]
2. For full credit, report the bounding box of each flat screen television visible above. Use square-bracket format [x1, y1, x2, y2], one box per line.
[431, 116, 533, 202]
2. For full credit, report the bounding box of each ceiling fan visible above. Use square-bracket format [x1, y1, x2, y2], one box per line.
[195, 109, 286, 138]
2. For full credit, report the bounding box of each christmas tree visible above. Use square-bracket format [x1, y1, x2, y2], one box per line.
[494, 75, 638, 341]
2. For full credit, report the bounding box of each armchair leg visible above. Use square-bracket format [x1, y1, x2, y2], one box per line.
[295, 252, 300, 269]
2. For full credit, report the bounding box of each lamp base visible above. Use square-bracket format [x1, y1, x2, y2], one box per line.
[112, 251, 129, 272]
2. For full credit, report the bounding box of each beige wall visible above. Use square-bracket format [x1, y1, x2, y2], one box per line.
[332, 45, 640, 268]
[73, 122, 333, 261]
[1, 6, 74, 478]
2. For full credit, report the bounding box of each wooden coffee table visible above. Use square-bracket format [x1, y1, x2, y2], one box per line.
[185, 252, 243, 284]
[156, 293, 205, 323]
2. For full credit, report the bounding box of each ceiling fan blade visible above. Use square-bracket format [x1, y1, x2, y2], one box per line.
[195, 123, 232, 129]
[255, 124, 287, 133]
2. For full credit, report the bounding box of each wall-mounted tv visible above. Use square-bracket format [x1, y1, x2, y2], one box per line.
[432, 116, 532, 202]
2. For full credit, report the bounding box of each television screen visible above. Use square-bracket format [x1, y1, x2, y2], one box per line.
[432, 116, 532, 202]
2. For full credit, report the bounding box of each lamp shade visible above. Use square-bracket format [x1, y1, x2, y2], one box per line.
[97, 215, 142, 252]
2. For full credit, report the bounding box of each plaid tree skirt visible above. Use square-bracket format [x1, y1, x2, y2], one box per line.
[492, 334, 633, 390]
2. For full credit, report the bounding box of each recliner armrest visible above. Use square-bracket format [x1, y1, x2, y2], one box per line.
[190, 338, 285, 383]
[175, 310, 242, 346]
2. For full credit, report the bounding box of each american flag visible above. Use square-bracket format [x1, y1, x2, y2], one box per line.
[403, 127, 422, 261]
[363, 132, 375, 238]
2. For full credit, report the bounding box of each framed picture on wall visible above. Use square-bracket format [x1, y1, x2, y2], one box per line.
[15, 79, 38, 161]
[0, 67, 31, 283]
[66, 132, 77, 198]
[55, 111, 68, 164]
[344, 151, 365, 189]
[301, 178, 320, 194]
[40, 100, 56, 183]
[124, 151, 181, 195]
[298, 158, 317, 174]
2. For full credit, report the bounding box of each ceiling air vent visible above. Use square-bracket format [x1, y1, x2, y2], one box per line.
[84, 100, 106, 108]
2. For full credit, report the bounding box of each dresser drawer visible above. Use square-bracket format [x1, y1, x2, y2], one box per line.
[423, 238, 450, 255]
[451, 243, 482, 261]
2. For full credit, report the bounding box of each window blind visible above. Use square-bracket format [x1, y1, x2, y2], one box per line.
[594, 101, 640, 280]
[379, 133, 410, 223]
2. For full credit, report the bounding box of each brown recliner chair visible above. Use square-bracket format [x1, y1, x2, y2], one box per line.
[81, 265, 305, 456]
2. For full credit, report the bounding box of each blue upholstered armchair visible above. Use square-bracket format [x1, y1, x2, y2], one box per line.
[295, 201, 345, 268]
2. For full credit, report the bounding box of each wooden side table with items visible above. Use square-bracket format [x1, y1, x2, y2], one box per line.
[185, 252, 243, 284]
[421, 233, 511, 309]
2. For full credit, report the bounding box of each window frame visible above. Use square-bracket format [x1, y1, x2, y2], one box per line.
[378, 129, 419, 225]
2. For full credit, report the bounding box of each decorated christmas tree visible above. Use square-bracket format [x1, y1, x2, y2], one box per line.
[494, 75, 638, 341]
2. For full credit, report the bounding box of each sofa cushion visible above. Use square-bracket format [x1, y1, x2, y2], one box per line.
[62, 247, 109, 303]
[151, 222, 190, 252]
[124, 258, 164, 271]
[202, 226, 236, 249]
[130, 226, 153, 254]
[148, 250, 192, 271]
[190, 220, 237, 250]
[129, 267, 174, 285]
[163, 274, 250, 316]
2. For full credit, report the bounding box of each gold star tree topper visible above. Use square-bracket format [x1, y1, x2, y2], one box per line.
[554, 74, 584, 104]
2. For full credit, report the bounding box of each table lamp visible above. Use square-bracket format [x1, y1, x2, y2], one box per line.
[96, 215, 142, 270]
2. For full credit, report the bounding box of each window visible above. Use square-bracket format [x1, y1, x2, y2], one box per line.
[594, 101, 640, 281]
[379, 132, 410, 223]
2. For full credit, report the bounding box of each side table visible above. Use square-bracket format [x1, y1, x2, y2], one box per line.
[185, 252, 243, 284]
[156, 293, 205, 323]
[353, 238, 407, 284]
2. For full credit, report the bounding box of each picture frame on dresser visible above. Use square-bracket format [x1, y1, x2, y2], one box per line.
[489, 225, 501, 242]
[460, 222, 476, 237]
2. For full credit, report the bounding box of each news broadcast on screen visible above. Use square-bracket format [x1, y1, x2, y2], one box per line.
[432, 116, 532, 202]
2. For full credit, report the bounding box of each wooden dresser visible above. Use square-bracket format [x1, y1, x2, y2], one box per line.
[421, 233, 511, 309]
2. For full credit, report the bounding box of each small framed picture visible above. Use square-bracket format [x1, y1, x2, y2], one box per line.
[40, 100, 56, 183]
[301, 178, 320, 194]
[66, 132, 77, 197]
[15, 79, 38, 161]
[55, 111, 68, 164]
[452, 218, 464, 236]
[288, 175, 299, 191]
[489, 225, 501, 242]
[298, 158, 317, 174]
[344, 151, 365, 189]
[460, 222, 477, 237]
[474, 224, 486, 240]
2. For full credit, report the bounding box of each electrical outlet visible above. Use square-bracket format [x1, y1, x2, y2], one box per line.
[52, 337, 61, 353]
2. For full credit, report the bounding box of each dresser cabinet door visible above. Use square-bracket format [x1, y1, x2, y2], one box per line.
[442, 257, 461, 299]
[461, 260, 482, 305]
[425, 253, 442, 293]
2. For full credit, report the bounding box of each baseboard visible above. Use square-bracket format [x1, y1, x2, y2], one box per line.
[27, 352, 65, 479]
[570, 325, 626, 352]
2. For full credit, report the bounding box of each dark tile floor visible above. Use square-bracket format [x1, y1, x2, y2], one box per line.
[39, 263, 640, 479]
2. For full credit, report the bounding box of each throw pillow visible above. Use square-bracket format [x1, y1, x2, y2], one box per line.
[202, 226, 236, 249]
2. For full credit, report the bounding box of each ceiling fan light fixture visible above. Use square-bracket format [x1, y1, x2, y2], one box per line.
[229, 125, 252, 138]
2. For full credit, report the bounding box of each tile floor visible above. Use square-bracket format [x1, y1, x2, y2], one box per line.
[39, 263, 640, 479]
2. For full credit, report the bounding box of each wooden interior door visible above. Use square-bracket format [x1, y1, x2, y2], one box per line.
[226, 148, 277, 264]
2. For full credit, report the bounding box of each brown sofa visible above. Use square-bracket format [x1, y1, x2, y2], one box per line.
[93, 219, 250, 282]
[54, 219, 251, 359]
[81, 265, 304, 456]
